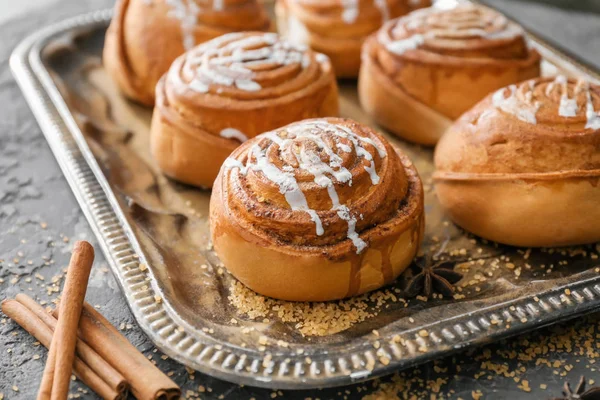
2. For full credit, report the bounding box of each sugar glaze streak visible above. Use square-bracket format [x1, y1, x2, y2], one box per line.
[492, 76, 600, 129]
[380, 5, 525, 56]
[165, 0, 201, 50]
[162, 0, 247, 50]
[224, 121, 387, 254]
[176, 33, 315, 94]
[220, 128, 248, 143]
[341, 0, 391, 25]
[492, 84, 539, 124]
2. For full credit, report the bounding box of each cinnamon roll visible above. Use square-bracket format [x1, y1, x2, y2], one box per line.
[275, 0, 430, 78]
[151, 32, 339, 188]
[359, 4, 541, 145]
[103, 0, 271, 106]
[210, 118, 424, 301]
[434, 77, 600, 247]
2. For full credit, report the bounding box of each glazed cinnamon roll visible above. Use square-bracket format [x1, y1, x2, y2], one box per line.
[434, 77, 600, 247]
[275, 0, 430, 78]
[359, 4, 541, 145]
[210, 118, 424, 301]
[151, 32, 339, 188]
[103, 0, 271, 106]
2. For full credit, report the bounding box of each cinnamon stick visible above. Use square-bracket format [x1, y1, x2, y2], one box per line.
[16, 294, 127, 396]
[39, 240, 95, 400]
[1, 300, 121, 400]
[54, 303, 181, 399]
[37, 339, 56, 399]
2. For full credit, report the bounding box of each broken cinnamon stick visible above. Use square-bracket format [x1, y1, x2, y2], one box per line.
[1, 300, 121, 400]
[54, 303, 181, 399]
[39, 240, 95, 400]
[16, 294, 127, 396]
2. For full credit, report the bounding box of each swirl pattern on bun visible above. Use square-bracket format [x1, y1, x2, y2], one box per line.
[275, 0, 430, 78]
[210, 118, 424, 301]
[358, 4, 541, 145]
[489, 76, 600, 132]
[151, 32, 339, 188]
[434, 77, 600, 247]
[103, 0, 271, 106]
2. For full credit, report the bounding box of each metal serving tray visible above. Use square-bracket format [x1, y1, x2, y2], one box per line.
[10, 7, 600, 390]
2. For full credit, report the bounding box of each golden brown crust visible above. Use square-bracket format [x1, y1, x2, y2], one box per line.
[210, 118, 424, 301]
[358, 4, 541, 145]
[275, 0, 429, 78]
[103, 0, 271, 106]
[434, 77, 600, 247]
[358, 37, 453, 145]
[150, 32, 339, 188]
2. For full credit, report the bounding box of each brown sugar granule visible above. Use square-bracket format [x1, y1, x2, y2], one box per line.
[360, 310, 600, 398]
[262, 353, 273, 368]
[227, 281, 400, 336]
[378, 355, 390, 366]
[517, 380, 531, 392]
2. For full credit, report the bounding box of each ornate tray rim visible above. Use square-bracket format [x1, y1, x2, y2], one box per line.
[10, 8, 600, 390]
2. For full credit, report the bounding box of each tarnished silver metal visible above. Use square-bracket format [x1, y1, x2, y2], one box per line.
[11, 8, 600, 390]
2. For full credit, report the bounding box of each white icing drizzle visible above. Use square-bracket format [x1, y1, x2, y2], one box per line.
[315, 53, 330, 64]
[492, 78, 600, 129]
[180, 33, 309, 94]
[481, 23, 524, 40]
[492, 84, 539, 124]
[545, 82, 555, 96]
[163, 0, 241, 49]
[585, 84, 600, 130]
[213, 0, 224, 11]
[287, 13, 311, 48]
[337, 142, 352, 152]
[220, 128, 248, 143]
[381, 5, 524, 55]
[341, 0, 359, 24]
[555, 75, 579, 117]
[337, 206, 367, 254]
[341, 0, 391, 25]
[166, 0, 200, 51]
[432, 0, 458, 9]
[385, 34, 425, 55]
[224, 121, 387, 253]
[374, 0, 390, 23]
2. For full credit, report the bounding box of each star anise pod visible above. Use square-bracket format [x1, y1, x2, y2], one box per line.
[403, 257, 463, 298]
[551, 376, 600, 400]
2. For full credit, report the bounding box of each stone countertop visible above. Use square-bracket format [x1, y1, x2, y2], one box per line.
[1, 1, 599, 399]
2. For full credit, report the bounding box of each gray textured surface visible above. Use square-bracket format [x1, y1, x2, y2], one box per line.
[0, 0, 59, 24]
[480, 0, 600, 68]
[0, 1, 599, 399]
